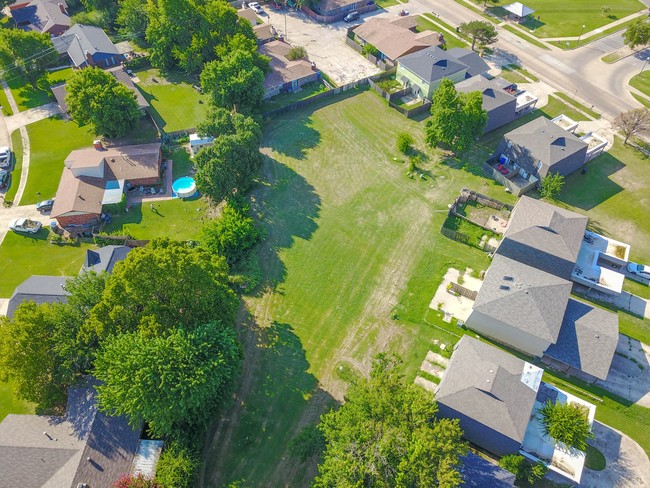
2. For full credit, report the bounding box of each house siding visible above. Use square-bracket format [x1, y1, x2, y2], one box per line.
[56, 213, 100, 227]
[485, 98, 517, 133]
[396, 64, 467, 99]
[466, 309, 551, 357]
[546, 146, 589, 178]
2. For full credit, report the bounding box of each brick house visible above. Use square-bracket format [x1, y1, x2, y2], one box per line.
[51, 143, 161, 229]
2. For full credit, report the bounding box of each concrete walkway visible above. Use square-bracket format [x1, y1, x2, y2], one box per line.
[4, 102, 60, 133]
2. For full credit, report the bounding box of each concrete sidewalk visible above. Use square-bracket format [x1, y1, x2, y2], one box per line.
[4, 102, 61, 133]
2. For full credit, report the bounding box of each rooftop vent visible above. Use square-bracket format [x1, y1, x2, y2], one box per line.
[499, 285, 510, 291]
[503, 275, 514, 281]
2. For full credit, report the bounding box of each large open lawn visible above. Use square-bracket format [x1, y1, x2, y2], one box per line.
[22, 117, 94, 205]
[0, 230, 92, 298]
[134, 69, 210, 133]
[0, 379, 33, 422]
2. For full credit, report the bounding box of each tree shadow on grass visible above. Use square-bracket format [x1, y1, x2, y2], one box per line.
[200, 318, 337, 488]
[247, 156, 321, 295]
[8, 75, 53, 110]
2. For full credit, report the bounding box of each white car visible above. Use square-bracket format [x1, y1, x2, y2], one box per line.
[9, 218, 42, 234]
[248, 2, 263, 14]
[0, 146, 11, 169]
[627, 262, 650, 280]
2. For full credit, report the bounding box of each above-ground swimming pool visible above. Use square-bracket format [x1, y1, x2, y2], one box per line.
[172, 177, 198, 198]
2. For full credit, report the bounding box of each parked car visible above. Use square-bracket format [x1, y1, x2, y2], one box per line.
[627, 262, 650, 279]
[9, 218, 42, 234]
[0, 146, 12, 169]
[36, 199, 55, 213]
[344, 11, 360, 22]
[248, 2, 263, 14]
[0, 169, 8, 189]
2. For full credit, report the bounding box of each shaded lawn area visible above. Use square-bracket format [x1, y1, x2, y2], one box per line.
[22, 117, 95, 205]
[4, 130, 23, 203]
[102, 198, 208, 241]
[171, 147, 193, 180]
[0, 88, 13, 116]
[486, 0, 645, 38]
[261, 81, 328, 113]
[0, 230, 92, 298]
[134, 69, 209, 133]
[629, 70, 650, 98]
[202, 89, 518, 487]
[7, 68, 75, 112]
[0, 379, 34, 422]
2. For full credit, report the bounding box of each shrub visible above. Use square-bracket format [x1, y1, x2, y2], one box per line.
[539, 172, 565, 200]
[396, 132, 414, 154]
[287, 46, 308, 61]
[113, 474, 160, 488]
[539, 400, 594, 451]
[362, 43, 379, 56]
[499, 454, 548, 486]
[155, 442, 199, 488]
[288, 425, 325, 462]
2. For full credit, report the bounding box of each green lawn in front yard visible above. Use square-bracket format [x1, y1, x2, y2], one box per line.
[5, 130, 23, 203]
[629, 70, 650, 98]
[374, 0, 398, 8]
[201, 89, 519, 487]
[0, 230, 92, 298]
[7, 68, 75, 112]
[416, 15, 468, 50]
[134, 69, 210, 133]
[543, 95, 589, 121]
[261, 81, 328, 113]
[0, 87, 13, 116]
[553, 91, 600, 119]
[102, 198, 208, 241]
[0, 379, 33, 422]
[22, 117, 95, 205]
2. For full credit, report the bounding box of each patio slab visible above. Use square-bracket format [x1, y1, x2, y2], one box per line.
[429, 267, 483, 322]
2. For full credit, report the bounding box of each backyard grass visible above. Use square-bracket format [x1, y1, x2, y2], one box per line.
[22, 117, 94, 205]
[5, 130, 23, 203]
[201, 89, 519, 487]
[134, 69, 210, 133]
[0, 379, 33, 422]
[0, 230, 92, 298]
[261, 81, 328, 113]
[442, 215, 499, 249]
[102, 198, 208, 241]
[417, 15, 468, 50]
[553, 91, 600, 119]
[629, 70, 650, 98]
[171, 147, 194, 180]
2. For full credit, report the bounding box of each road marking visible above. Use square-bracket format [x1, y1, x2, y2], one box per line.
[539, 54, 576, 74]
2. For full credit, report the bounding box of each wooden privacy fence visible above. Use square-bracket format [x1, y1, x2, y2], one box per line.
[440, 226, 469, 244]
[450, 282, 477, 300]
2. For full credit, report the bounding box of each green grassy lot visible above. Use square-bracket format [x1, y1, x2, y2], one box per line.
[134, 69, 209, 133]
[171, 147, 194, 180]
[624, 279, 650, 300]
[201, 89, 520, 487]
[417, 15, 468, 50]
[5, 130, 23, 203]
[551, 91, 600, 119]
[559, 17, 642, 49]
[629, 70, 650, 98]
[0, 230, 92, 298]
[22, 117, 95, 205]
[0, 379, 33, 422]
[7, 68, 75, 112]
[543, 95, 588, 121]
[0, 87, 13, 116]
[631, 92, 650, 108]
[261, 81, 328, 113]
[102, 198, 208, 241]
[375, 0, 398, 7]
[499, 66, 529, 85]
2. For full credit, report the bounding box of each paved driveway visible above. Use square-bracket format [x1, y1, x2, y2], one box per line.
[0, 204, 52, 245]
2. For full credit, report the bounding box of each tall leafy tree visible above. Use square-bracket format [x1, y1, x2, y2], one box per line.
[314, 354, 467, 487]
[624, 19, 650, 49]
[539, 172, 565, 200]
[458, 20, 498, 51]
[117, 0, 150, 36]
[94, 320, 242, 438]
[538, 400, 594, 451]
[200, 49, 266, 113]
[66, 67, 140, 138]
[194, 108, 263, 202]
[0, 29, 58, 86]
[85, 239, 238, 340]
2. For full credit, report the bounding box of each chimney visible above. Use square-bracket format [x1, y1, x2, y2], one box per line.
[93, 139, 103, 150]
[84, 50, 94, 67]
[58, 2, 67, 14]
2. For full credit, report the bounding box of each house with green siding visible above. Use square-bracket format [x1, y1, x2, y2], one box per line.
[396, 46, 490, 100]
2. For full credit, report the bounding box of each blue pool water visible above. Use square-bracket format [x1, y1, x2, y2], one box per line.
[172, 177, 197, 198]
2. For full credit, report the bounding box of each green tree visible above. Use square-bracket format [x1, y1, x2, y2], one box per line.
[499, 454, 548, 486]
[194, 108, 263, 202]
[538, 401, 594, 451]
[94, 320, 242, 439]
[314, 354, 467, 487]
[601, 5, 610, 17]
[425, 79, 487, 152]
[113, 474, 160, 488]
[288, 425, 325, 462]
[117, 0, 150, 36]
[458, 20, 498, 51]
[286, 45, 308, 61]
[201, 200, 262, 264]
[66, 67, 140, 138]
[539, 172, 565, 200]
[200, 49, 266, 113]
[0, 29, 58, 86]
[396, 132, 414, 154]
[624, 19, 650, 49]
[613, 107, 650, 144]
[85, 239, 238, 340]
[155, 442, 200, 488]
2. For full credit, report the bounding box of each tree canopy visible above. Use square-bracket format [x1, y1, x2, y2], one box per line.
[66, 67, 140, 138]
[425, 79, 487, 152]
[84, 239, 237, 341]
[458, 20, 498, 51]
[194, 108, 263, 203]
[624, 19, 650, 49]
[539, 172, 565, 200]
[314, 354, 467, 487]
[0, 29, 58, 86]
[538, 400, 594, 451]
[95, 320, 241, 438]
[613, 107, 650, 144]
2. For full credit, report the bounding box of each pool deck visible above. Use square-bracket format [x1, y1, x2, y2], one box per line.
[127, 159, 174, 204]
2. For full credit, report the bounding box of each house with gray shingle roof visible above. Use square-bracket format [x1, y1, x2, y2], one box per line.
[436, 336, 543, 457]
[52, 24, 124, 69]
[0, 378, 141, 488]
[456, 75, 517, 133]
[9, 0, 70, 36]
[466, 196, 619, 382]
[82, 245, 132, 274]
[6, 275, 71, 319]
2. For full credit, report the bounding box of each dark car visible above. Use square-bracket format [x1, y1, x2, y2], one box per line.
[343, 11, 359, 22]
[0, 170, 9, 189]
[36, 199, 55, 213]
[0, 146, 12, 169]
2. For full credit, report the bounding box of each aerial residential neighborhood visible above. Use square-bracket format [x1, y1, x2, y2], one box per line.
[0, 0, 649, 487]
